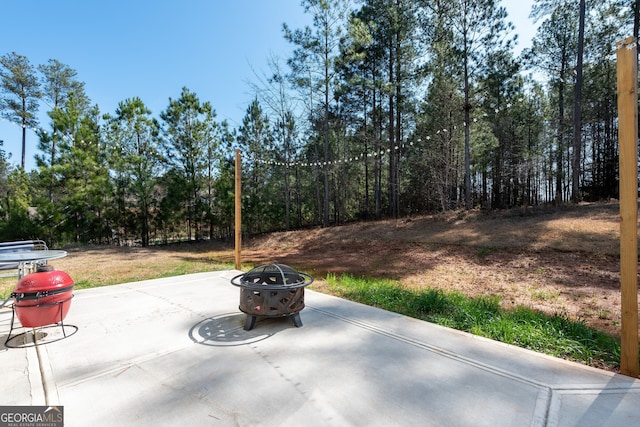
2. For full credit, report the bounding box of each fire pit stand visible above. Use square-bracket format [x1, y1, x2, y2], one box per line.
[231, 264, 314, 331]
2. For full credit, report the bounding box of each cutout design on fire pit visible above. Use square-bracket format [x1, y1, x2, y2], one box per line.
[231, 264, 313, 331]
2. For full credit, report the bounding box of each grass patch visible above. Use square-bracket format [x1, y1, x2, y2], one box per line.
[0, 276, 19, 300]
[71, 259, 234, 290]
[324, 273, 621, 371]
[531, 288, 560, 301]
[0, 259, 234, 297]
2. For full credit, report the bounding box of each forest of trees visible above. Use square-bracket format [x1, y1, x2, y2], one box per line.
[0, 0, 637, 247]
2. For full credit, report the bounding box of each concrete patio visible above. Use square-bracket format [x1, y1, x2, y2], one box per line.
[1, 270, 639, 426]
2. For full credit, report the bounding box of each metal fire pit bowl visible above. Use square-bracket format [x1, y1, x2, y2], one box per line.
[231, 264, 314, 331]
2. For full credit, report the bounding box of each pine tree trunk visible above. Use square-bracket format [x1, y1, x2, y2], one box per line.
[571, 0, 585, 203]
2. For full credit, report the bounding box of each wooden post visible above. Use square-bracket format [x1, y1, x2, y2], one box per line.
[234, 149, 242, 271]
[616, 36, 639, 378]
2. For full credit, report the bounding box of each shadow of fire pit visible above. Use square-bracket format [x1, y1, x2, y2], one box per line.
[189, 313, 282, 347]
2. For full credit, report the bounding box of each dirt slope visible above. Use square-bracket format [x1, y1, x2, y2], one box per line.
[242, 202, 627, 338]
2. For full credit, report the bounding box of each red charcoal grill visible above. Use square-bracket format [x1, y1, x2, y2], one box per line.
[231, 264, 313, 331]
[5, 265, 76, 345]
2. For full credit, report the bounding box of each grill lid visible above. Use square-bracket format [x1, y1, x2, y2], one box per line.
[231, 264, 313, 290]
[14, 267, 74, 294]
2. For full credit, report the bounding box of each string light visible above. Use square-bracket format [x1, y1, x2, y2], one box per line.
[249, 125, 468, 168]
[1, 117, 43, 135]
[247, 98, 526, 168]
[3, 115, 459, 168]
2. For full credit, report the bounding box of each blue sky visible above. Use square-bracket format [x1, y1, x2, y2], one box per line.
[0, 0, 535, 171]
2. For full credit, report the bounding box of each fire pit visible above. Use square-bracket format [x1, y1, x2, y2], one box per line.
[231, 264, 313, 330]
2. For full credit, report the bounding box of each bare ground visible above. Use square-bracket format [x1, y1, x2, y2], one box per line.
[240, 202, 628, 339]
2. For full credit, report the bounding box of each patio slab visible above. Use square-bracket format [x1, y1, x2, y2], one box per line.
[1, 270, 639, 426]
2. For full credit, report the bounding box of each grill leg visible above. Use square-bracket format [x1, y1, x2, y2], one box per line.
[244, 315, 256, 331]
[291, 313, 303, 328]
[4, 305, 17, 345]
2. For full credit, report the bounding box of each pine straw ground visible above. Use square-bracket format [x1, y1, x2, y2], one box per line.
[0, 201, 631, 341]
